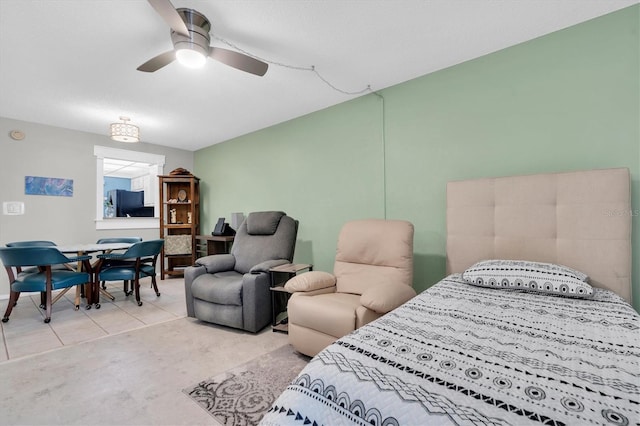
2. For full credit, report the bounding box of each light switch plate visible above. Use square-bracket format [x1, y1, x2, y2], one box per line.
[3, 201, 25, 215]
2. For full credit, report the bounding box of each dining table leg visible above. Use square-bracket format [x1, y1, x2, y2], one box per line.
[50, 286, 86, 310]
[90, 258, 102, 309]
[73, 253, 94, 310]
[82, 258, 93, 309]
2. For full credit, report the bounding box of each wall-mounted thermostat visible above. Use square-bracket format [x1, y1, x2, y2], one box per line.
[3, 201, 25, 215]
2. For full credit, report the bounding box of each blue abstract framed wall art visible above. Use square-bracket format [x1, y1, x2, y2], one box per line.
[25, 176, 73, 197]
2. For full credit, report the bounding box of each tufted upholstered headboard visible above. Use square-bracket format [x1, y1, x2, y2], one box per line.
[446, 168, 632, 302]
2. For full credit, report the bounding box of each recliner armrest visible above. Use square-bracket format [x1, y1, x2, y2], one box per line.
[250, 259, 289, 274]
[284, 271, 336, 293]
[360, 284, 416, 314]
[196, 254, 236, 274]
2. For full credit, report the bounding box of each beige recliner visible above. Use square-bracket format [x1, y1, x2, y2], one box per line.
[285, 219, 415, 356]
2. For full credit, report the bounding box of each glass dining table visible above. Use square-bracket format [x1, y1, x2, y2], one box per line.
[55, 242, 133, 308]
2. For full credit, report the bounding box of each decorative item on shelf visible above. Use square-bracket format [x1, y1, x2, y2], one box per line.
[169, 167, 193, 176]
[187, 212, 192, 224]
[110, 116, 140, 143]
[177, 189, 188, 202]
[170, 208, 177, 224]
[104, 197, 115, 218]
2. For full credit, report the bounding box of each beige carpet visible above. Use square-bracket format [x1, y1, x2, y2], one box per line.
[184, 344, 310, 425]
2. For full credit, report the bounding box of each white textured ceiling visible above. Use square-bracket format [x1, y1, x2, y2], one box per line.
[0, 0, 636, 151]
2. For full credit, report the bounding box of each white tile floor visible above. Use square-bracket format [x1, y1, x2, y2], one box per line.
[1, 276, 187, 361]
[0, 276, 290, 425]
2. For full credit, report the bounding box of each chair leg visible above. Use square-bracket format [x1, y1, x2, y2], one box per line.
[92, 277, 101, 309]
[40, 291, 46, 309]
[151, 275, 160, 297]
[84, 282, 93, 311]
[44, 288, 52, 323]
[124, 280, 132, 296]
[134, 276, 142, 306]
[74, 285, 82, 310]
[2, 291, 20, 322]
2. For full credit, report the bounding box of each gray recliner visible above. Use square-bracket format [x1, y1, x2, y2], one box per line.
[184, 211, 298, 332]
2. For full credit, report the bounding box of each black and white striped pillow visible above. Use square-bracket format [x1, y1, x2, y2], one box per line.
[462, 259, 593, 298]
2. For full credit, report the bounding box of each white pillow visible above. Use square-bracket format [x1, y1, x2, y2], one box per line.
[461, 259, 593, 298]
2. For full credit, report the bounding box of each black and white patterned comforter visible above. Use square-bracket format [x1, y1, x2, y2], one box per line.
[261, 274, 639, 426]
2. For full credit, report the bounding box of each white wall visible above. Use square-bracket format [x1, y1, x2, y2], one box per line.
[0, 117, 194, 296]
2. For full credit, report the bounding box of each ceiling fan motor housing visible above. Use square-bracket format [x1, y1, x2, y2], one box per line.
[171, 8, 211, 58]
[137, 1, 268, 75]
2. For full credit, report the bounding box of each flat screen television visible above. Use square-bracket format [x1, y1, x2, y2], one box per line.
[108, 189, 154, 217]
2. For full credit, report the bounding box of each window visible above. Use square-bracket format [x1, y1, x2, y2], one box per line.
[94, 146, 165, 230]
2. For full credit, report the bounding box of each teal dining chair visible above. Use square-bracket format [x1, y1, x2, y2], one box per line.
[6, 240, 59, 271]
[95, 237, 143, 295]
[94, 239, 164, 307]
[5, 240, 77, 309]
[6, 240, 56, 247]
[0, 246, 92, 323]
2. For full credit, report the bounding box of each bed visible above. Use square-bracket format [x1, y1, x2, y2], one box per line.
[260, 168, 638, 426]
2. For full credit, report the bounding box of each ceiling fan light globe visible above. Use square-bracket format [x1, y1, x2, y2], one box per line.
[176, 48, 206, 69]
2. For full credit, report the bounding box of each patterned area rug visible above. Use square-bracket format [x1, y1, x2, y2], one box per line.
[183, 344, 310, 425]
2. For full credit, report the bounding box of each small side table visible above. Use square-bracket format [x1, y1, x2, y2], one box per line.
[195, 235, 234, 258]
[269, 263, 313, 333]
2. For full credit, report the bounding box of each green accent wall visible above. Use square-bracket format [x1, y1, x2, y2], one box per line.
[195, 6, 640, 309]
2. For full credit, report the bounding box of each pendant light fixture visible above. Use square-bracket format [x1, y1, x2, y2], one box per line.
[110, 116, 140, 143]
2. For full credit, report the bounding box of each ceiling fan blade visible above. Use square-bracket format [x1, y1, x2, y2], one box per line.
[209, 47, 268, 76]
[137, 50, 176, 72]
[147, 0, 189, 37]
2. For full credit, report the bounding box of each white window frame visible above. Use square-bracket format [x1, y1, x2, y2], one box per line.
[94, 146, 165, 230]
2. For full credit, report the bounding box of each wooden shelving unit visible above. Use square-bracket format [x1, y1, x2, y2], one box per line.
[158, 173, 200, 279]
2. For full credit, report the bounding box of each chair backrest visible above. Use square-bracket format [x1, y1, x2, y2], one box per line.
[0, 246, 71, 267]
[231, 211, 298, 274]
[334, 219, 414, 295]
[96, 237, 143, 244]
[119, 239, 165, 259]
[6, 240, 56, 247]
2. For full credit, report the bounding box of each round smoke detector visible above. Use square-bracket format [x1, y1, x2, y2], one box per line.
[9, 130, 25, 141]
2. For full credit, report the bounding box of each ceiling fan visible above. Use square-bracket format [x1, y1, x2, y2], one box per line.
[137, 0, 268, 76]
